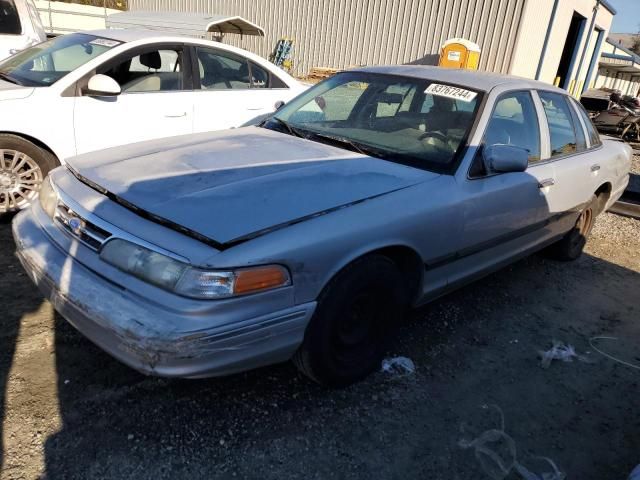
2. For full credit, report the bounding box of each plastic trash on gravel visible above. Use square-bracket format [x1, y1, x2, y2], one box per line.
[538, 340, 590, 368]
[459, 405, 565, 480]
[381, 356, 415, 376]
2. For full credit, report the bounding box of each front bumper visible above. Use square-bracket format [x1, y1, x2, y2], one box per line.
[12, 208, 316, 378]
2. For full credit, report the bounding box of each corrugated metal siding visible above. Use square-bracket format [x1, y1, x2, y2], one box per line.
[127, 0, 526, 76]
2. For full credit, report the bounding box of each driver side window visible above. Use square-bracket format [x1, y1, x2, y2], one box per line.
[483, 91, 541, 163]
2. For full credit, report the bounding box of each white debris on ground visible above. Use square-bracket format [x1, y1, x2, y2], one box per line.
[459, 405, 565, 480]
[381, 356, 415, 376]
[539, 340, 590, 369]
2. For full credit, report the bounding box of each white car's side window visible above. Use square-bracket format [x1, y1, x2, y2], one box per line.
[197, 48, 251, 90]
[99, 48, 185, 94]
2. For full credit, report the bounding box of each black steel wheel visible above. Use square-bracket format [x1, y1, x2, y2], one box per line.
[293, 254, 408, 387]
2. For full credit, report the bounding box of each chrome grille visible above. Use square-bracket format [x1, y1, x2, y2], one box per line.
[54, 202, 112, 250]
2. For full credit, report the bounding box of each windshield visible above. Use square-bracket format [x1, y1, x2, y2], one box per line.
[263, 71, 481, 172]
[0, 33, 121, 87]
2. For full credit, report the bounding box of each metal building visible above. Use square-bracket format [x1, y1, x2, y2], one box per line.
[126, 0, 616, 94]
[595, 38, 640, 96]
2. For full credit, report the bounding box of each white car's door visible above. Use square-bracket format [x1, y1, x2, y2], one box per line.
[73, 44, 193, 155]
[192, 46, 292, 132]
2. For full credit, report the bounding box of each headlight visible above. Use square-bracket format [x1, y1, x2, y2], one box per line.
[39, 176, 58, 218]
[100, 239, 291, 299]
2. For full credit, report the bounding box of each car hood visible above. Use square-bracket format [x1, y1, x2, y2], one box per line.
[0, 79, 35, 99]
[68, 127, 437, 246]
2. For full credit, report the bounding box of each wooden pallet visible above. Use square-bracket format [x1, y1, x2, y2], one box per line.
[306, 67, 341, 80]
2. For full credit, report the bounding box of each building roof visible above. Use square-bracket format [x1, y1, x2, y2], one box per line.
[600, 38, 640, 74]
[599, 0, 617, 15]
[353, 65, 565, 92]
[105, 11, 265, 37]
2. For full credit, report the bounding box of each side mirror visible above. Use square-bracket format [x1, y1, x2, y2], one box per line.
[274, 100, 285, 111]
[84, 74, 121, 97]
[483, 144, 529, 173]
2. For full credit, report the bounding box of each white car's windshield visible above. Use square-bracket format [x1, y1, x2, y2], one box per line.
[264, 71, 482, 173]
[0, 33, 121, 87]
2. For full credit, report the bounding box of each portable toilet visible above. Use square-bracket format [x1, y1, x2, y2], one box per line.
[439, 38, 481, 69]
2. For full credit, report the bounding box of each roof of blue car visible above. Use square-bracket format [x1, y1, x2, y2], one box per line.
[353, 65, 565, 93]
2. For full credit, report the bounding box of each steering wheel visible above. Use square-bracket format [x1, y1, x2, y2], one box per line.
[418, 131, 450, 143]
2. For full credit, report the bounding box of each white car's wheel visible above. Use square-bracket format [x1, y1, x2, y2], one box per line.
[0, 135, 58, 214]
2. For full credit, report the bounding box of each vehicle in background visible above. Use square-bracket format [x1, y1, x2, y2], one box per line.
[13, 66, 632, 387]
[579, 87, 616, 117]
[0, 0, 45, 61]
[0, 29, 307, 213]
[592, 91, 640, 142]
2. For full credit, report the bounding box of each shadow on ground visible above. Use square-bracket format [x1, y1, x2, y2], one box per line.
[1, 220, 639, 479]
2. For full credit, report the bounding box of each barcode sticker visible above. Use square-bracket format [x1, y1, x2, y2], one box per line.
[425, 83, 477, 102]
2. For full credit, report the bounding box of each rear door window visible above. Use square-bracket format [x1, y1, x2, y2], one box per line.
[0, 0, 22, 35]
[538, 91, 579, 157]
[248, 61, 269, 88]
[196, 47, 251, 90]
[571, 97, 602, 147]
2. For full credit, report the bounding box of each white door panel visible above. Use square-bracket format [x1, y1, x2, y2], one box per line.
[73, 92, 193, 155]
[192, 89, 286, 133]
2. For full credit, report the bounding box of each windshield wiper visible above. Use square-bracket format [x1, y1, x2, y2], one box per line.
[304, 131, 389, 158]
[0, 72, 22, 86]
[269, 117, 309, 139]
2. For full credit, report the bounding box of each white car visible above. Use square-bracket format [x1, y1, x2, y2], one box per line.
[0, 0, 45, 61]
[0, 29, 307, 213]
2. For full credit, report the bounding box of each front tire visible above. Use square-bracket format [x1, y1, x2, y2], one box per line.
[545, 195, 598, 261]
[0, 134, 59, 214]
[293, 255, 408, 387]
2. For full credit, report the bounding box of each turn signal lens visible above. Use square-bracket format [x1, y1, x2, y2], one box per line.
[39, 176, 58, 219]
[234, 266, 291, 295]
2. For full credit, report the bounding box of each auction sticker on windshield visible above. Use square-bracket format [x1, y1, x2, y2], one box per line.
[425, 83, 477, 102]
[89, 38, 122, 48]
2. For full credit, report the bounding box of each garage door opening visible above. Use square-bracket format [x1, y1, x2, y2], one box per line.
[555, 12, 586, 89]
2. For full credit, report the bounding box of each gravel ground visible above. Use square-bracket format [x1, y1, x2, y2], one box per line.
[0, 157, 639, 480]
[631, 153, 640, 176]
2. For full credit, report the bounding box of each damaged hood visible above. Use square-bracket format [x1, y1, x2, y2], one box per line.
[68, 127, 436, 245]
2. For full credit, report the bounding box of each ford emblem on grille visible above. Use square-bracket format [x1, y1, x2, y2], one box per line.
[68, 217, 85, 236]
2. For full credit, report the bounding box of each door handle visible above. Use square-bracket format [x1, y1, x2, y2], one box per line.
[247, 107, 264, 111]
[538, 178, 555, 188]
[165, 112, 187, 118]
[590, 164, 601, 172]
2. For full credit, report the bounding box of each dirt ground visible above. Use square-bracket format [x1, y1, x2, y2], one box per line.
[1, 164, 639, 480]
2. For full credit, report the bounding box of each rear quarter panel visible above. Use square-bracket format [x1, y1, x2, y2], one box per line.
[599, 138, 633, 207]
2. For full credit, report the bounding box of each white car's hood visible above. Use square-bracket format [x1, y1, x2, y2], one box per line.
[68, 127, 437, 245]
[0, 79, 35, 99]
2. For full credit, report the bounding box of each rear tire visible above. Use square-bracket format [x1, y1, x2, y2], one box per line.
[0, 134, 59, 214]
[293, 255, 408, 387]
[545, 195, 598, 261]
